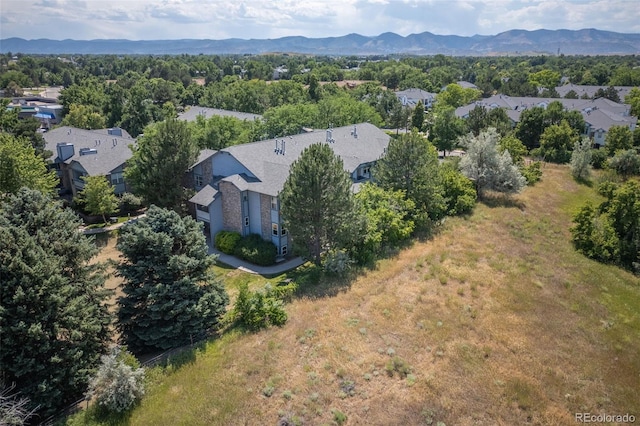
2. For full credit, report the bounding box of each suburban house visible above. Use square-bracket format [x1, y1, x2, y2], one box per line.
[43, 126, 136, 196]
[188, 123, 390, 257]
[395, 88, 437, 109]
[455, 94, 637, 147]
[6, 96, 64, 129]
[555, 84, 636, 101]
[178, 106, 262, 122]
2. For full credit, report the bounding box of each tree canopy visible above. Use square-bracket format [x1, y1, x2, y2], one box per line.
[78, 175, 119, 223]
[116, 206, 229, 352]
[375, 130, 446, 226]
[125, 117, 199, 212]
[459, 128, 526, 196]
[0, 133, 58, 196]
[280, 143, 360, 265]
[0, 189, 112, 418]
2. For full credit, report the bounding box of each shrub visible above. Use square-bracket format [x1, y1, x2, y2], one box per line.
[119, 192, 144, 213]
[590, 148, 608, 169]
[323, 249, 354, 275]
[607, 149, 640, 180]
[88, 347, 145, 414]
[215, 230, 242, 255]
[234, 283, 288, 331]
[234, 233, 277, 266]
[521, 161, 542, 185]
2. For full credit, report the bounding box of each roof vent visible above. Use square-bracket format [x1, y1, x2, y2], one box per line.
[351, 125, 358, 139]
[79, 148, 98, 156]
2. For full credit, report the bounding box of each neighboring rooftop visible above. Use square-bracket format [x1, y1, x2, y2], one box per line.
[220, 122, 390, 196]
[43, 126, 136, 175]
[178, 107, 262, 122]
[555, 84, 636, 101]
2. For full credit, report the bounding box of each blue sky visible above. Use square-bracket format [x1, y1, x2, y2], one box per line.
[1, 0, 638, 40]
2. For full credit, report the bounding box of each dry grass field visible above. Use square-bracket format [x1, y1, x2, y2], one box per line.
[71, 164, 640, 426]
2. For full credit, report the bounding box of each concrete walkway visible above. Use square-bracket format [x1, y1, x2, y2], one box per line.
[207, 244, 305, 276]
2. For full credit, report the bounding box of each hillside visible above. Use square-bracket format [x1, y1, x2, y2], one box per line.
[69, 164, 640, 425]
[4, 29, 640, 55]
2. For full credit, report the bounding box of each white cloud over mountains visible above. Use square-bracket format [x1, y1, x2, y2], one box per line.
[1, 0, 638, 40]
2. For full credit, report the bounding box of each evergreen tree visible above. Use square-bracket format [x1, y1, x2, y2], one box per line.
[411, 100, 425, 131]
[116, 206, 229, 352]
[78, 175, 119, 223]
[459, 128, 526, 196]
[0, 189, 112, 418]
[125, 117, 199, 212]
[375, 130, 446, 226]
[280, 143, 360, 265]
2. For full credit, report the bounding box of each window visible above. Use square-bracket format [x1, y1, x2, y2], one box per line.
[281, 227, 287, 236]
[196, 204, 209, 213]
[272, 223, 278, 236]
[281, 245, 287, 256]
[271, 196, 278, 210]
[194, 174, 203, 188]
[110, 171, 124, 185]
[244, 217, 249, 227]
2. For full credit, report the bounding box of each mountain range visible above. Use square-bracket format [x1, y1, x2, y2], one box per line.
[2, 29, 640, 56]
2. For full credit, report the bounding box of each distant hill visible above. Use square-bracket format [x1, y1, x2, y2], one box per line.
[2, 28, 639, 56]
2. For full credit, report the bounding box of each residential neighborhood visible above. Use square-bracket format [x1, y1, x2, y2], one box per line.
[1, 45, 639, 426]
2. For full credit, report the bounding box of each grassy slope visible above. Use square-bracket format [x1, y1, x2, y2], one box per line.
[71, 164, 639, 425]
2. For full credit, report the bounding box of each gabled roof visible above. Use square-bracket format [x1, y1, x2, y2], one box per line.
[43, 126, 135, 176]
[179, 107, 262, 122]
[189, 184, 218, 206]
[191, 149, 217, 169]
[220, 123, 390, 197]
[583, 109, 637, 132]
[555, 84, 636, 101]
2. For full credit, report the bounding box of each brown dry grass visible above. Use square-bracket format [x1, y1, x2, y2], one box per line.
[77, 164, 640, 426]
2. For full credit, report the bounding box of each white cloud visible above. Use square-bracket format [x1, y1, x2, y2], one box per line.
[0, 0, 638, 40]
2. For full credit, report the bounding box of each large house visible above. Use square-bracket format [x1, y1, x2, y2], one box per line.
[178, 107, 262, 122]
[395, 88, 437, 109]
[455, 94, 637, 147]
[188, 123, 390, 257]
[43, 126, 135, 196]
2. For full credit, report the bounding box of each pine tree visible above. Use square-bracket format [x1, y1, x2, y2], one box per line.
[124, 117, 198, 212]
[116, 206, 229, 352]
[280, 143, 360, 265]
[0, 189, 112, 418]
[411, 100, 425, 131]
[374, 130, 446, 226]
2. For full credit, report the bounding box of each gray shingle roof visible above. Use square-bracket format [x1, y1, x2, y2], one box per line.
[191, 149, 217, 169]
[220, 123, 390, 197]
[189, 184, 218, 206]
[43, 126, 135, 175]
[179, 107, 262, 122]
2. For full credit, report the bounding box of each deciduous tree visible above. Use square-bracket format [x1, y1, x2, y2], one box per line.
[78, 175, 119, 223]
[125, 117, 198, 212]
[459, 128, 526, 196]
[0, 134, 57, 196]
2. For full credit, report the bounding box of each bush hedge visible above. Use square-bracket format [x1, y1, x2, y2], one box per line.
[215, 230, 241, 254]
[234, 233, 277, 266]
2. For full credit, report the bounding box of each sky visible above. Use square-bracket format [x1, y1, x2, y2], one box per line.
[1, 0, 639, 41]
